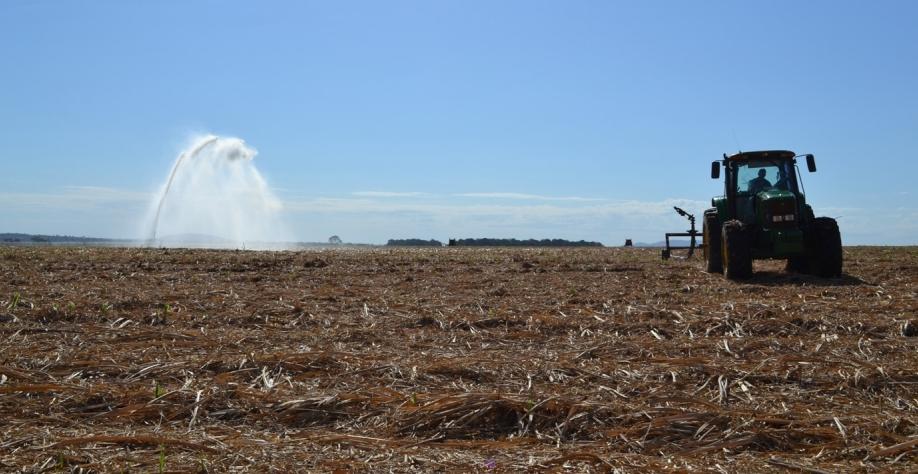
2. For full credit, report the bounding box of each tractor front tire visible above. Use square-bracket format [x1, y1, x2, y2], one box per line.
[703, 211, 722, 273]
[785, 255, 808, 274]
[807, 217, 842, 277]
[721, 220, 752, 280]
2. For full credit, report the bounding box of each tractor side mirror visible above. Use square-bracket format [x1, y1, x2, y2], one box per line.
[806, 154, 816, 172]
[711, 161, 720, 179]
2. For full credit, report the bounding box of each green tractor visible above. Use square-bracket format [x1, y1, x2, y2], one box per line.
[704, 150, 842, 279]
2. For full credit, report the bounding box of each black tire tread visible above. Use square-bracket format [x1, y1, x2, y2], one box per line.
[703, 210, 722, 273]
[808, 217, 843, 277]
[722, 220, 752, 279]
[786, 255, 807, 273]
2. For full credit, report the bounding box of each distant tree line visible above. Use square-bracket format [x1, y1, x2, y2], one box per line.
[447, 238, 603, 247]
[386, 239, 444, 247]
[0, 233, 114, 243]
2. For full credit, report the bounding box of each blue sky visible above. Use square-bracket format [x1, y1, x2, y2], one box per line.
[1, 1, 916, 244]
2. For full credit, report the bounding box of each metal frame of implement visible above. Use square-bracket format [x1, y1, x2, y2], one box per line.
[661, 206, 702, 260]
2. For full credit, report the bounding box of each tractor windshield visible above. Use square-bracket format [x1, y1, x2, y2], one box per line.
[732, 159, 798, 195]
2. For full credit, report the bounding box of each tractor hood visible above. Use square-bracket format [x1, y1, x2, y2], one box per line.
[756, 188, 799, 229]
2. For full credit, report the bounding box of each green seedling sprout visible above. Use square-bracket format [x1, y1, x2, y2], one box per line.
[7, 292, 20, 311]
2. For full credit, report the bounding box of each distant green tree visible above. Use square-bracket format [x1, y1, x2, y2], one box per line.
[448, 238, 602, 247]
[387, 239, 443, 247]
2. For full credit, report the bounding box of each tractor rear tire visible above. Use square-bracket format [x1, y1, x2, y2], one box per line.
[703, 211, 722, 273]
[807, 217, 842, 277]
[721, 220, 752, 280]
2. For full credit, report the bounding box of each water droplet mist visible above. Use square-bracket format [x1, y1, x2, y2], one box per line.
[145, 135, 289, 248]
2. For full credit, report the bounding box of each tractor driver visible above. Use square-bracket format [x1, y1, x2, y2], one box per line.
[748, 169, 772, 194]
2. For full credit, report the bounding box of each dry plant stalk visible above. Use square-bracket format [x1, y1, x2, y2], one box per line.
[0, 245, 915, 471]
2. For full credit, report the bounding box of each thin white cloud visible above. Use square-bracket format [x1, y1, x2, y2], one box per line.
[63, 186, 150, 199]
[279, 196, 714, 244]
[2, 185, 915, 244]
[283, 196, 709, 219]
[454, 192, 606, 202]
[351, 191, 429, 198]
[0, 186, 150, 211]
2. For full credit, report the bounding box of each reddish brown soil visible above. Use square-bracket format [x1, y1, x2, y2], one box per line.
[1, 246, 916, 472]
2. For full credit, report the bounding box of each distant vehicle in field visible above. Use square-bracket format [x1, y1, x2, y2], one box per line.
[705, 150, 842, 279]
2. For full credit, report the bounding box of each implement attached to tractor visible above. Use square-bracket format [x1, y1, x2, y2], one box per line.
[661, 206, 702, 260]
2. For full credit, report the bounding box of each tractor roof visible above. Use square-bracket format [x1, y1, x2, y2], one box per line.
[726, 150, 795, 161]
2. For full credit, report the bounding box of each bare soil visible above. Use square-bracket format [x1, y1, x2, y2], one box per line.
[1, 246, 916, 472]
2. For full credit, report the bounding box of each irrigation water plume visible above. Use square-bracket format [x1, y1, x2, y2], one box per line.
[145, 135, 289, 248]
[150, 136, 218, 241]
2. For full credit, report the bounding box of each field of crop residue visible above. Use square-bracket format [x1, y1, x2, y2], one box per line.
[1, 246, 916, 472]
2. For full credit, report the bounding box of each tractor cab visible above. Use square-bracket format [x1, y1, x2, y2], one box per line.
[711, 150, 814, 226]
[731, 155, 800, 196]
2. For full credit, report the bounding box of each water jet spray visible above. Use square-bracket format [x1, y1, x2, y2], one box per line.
[145, 135, 288, 248]
[150, 135, 219, 242]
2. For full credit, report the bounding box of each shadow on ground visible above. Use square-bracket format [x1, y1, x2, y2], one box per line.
[743, 271, 868, 287]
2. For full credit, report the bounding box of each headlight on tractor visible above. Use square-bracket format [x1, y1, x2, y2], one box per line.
[771, 214, 795, 223]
